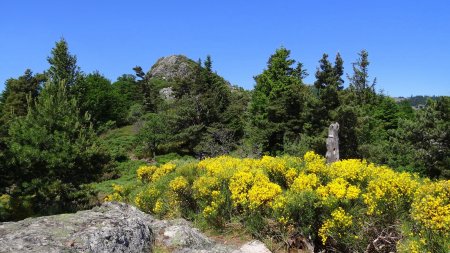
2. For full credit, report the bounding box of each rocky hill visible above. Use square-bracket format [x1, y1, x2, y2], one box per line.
[149, 55, 200, 82]
[149, 55, 233, 87]
[0, 202, 273, 253]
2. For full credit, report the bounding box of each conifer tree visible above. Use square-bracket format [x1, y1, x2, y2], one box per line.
[347, 50, 376, 104]
[0, 70, 45, 124]
[7, 81, 109, 215]
[133, 66, 160, 112]
[334, 53, 344, 90]
[250, 47, 310, 154]
[47, 38, 81, 89]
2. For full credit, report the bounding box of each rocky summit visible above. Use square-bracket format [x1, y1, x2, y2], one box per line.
[149, 55, 199, 81]
[0, 202, 272, 253]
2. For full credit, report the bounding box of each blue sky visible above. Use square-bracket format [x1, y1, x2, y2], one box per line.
[1, 1, 449, 97]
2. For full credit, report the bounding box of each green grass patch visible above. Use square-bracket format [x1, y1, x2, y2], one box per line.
[100, 125, 138, 161]
[91, 160, 146, 195]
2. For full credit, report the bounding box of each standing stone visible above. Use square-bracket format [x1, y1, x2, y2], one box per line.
[326, 122, 339, 163]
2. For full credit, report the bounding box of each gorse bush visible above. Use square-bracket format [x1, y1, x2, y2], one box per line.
[109, 153, 449, 252]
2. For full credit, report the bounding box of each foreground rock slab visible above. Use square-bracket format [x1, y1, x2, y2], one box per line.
[0, 201, 273, 253]
[0, 202, 154, 253]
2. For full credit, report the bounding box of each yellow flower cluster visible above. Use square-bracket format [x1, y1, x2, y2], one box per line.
[137, 163, 177, 183]
[363, 171, 419, 215]
[317, 177, 361, 205]
[152, 162, 176, 182]
[105, 184, 125, 202]
[247, 173, 282, 210]
[411, 180, 450, 233]
[202, 190, 224, 218]
[318, 207, 353, 244]
[0, 194, 11, 212]
[127, 152, 448, 250]
[229, 170, 254, 207]
[134, 185, 159, 211]
[197, 156, 244, 179]
[192, 176, 220, 199]
[303, 151, 326, 173]
[328, 159, 370, 182]
[290, 173, 320, 192]
[153, 199, 164, 214]
[169, 176, 189, 192]
[137, 165, 157, 182]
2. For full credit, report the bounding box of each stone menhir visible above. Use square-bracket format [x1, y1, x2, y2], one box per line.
[326, 122, 340, 163]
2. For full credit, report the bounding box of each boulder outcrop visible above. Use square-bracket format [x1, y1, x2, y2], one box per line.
[0, 202, 154, 253]
[0, 202, 272, 253]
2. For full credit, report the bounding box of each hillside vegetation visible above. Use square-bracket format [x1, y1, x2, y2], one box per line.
[105, 153, 449, 252]
[0, 39, 449, 252]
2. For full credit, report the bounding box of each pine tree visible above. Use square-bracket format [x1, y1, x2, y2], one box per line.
[334, 53, 344, 90]
[250, 47, 310, 154]
[347, 50, 376, 104]
[7, 81, 109, 216]
[47, 38, 81, 89]
[314, 54, 334, 92]
[204, 55, 212, 73]
[312, 53, 344, 128]
[133, 66, 160, 112]
[0, 70, 45, 124]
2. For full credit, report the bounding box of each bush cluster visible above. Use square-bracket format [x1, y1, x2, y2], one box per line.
[106, 153, 449, 252]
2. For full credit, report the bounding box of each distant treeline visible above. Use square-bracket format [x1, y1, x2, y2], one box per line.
[396, 95, 439, 107]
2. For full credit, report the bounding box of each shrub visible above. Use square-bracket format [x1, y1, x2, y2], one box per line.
[104, 152, 450, 251]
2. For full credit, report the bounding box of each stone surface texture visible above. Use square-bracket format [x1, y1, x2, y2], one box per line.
[0, 202, 274, 253]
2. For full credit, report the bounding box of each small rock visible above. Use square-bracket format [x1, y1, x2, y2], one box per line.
[236, 240, 271, 253]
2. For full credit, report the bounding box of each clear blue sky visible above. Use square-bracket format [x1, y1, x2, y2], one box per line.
[1, 1, 449, 97]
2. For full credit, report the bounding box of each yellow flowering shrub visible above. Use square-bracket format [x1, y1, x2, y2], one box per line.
[328, 159, 370, 182]
[318, 207, 353, 244]
[134, 185, 160, 212]
[316, 177, 361, 206]
[284, 168, 298, 186]
[197, 155, 243, 179]
[169, 176, 189, 192]
[290, 173, 320, 192]
[0, 194, 12, 214]
[137, 165, 157, 182]
[363, 171, 419, 215]
[192, 176, 220, 199]
[229, 170, 254, 208]
[115, 152, 449, 251]
[248, 173, 282, 210]
[151, 162, 176, 182]
[104, 184, 126, 202]
[303, 151, 326, 174]
[411, 180, 450, 233]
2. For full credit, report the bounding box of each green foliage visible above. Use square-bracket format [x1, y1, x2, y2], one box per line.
[388, 97, 450, 178]
[149, 55, 237, 157]
[250, 47, 311, 154]
[133, 66, 162, 113]
[74, 72, 128, 127]
[100, 125, 138, 161]
[47, 38, 81, 89]
[4, 81, 110, 218]
[136, 113, 171, 158]
[347, 50, 376, 105]
[0, 70, 45, 123]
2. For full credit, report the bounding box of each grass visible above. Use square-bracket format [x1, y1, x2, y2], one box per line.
[100, 124, 138, 161]
[90, 160, 146, 195]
